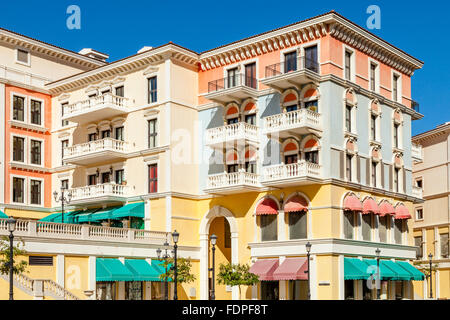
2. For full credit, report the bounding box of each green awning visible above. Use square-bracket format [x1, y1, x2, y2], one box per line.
[96, 258, 134, 282]
[124, 259, 162, 282]
[89, 206, 122, 221]
[111, 203, 145, 219]
[363, 259, 397, 280]
[382, 260, 413, 281]
[151, 260, 173, 282]
[397, 261, 425, 281]
[40, 211, 82, 224]
[344, 258, 371, 280]
[73, 208, 101, 223]
[0, 211, 8, 219]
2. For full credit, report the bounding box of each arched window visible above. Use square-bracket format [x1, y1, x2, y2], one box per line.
[301, 136, 320, 164]
[256, 197, 279, 242]
[370, 100, 381, 142]
[393, 203, 410, 245]
[371, 148, 381, 188]
[281, 90, 299, 113]
[282, 138, 299, 164]
[284, 194, 309, 240]
[301, 85, 319, 112]
[393, 154, 404, 193]
[242, 100, 257, 125]
[379, 200, 395, 243]
[343, 88, 357, 134]
[225, 103, 240, 125]
[245, 147, 257, 174]
[393, 109, 403, 149]
[225, 149, 239, 173]
[361, 197, 380, 242]
[345, 139, 357, 182]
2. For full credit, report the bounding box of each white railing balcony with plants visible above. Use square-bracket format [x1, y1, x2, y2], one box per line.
[411, 143, 423, 162]
[64, 138, 129, 158]
[262, 161, 322, 183]
[207, 171, 259, 189]
[64, 93, 129, 116]
[206, 122, 259, 146]
[412, 186, 423, 199]
[69, 183, 131, 202]
[264, 109, 322, 135]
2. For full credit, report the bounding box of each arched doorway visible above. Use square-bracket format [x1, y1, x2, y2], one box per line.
[199, 206, 239, 300]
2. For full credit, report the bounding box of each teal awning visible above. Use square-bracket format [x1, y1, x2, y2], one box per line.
[397, 261, 425, 281]
[111, 203, 144, 219]
[96, 258, 134, 282]
[381, 260, 413, 281]
[40, 211, 82, 224]
[344, 258, 371, 280]
[124, 259, 162, 282]
[151, 260, 172, 282]
[73, 208, 101, 223]
[0, 211, 8, 219]
[89, 206, 122, 221]
[363, 259, 397, 280]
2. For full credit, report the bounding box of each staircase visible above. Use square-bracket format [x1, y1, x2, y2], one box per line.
[0, 273, 80, 300]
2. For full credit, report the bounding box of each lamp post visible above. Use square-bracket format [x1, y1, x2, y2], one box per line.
[172, 230, 179, 301]
[375, 248, 381, 300]
[209, 234, 217, 300]
[428, 253, 433, 299]
[156, 241, 170, 300]
[7, 218, 16, 301]
[306, 242, 312, 300]
[53, 188, 72, 224]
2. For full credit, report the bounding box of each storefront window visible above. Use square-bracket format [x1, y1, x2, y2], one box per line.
[151, 282, 164, 300]
[288, 280, 308, 300]
[344, 280, 354, 300]
[125, 281, 143, 300]
[261, 281, 279, 300]
[96, 282, 116, 300]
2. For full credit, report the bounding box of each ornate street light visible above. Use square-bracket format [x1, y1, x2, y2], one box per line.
[375, 248, 381, 300]
[53, 187, 72, 224]
[7, 218, 16, 300]
[156, 242, 170, 300]
[209, 234, 218, 300]
[172, 230, 179, 300]
[306, 242, 312, 300]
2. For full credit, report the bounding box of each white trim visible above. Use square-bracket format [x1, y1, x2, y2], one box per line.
[10, 91, 28, 123]
[10, 174, 27, 205]
[29, 177, 44, 207]
[391, 70, 403, 103]
[342, 45, 356, 83]
[15, 47, 31, 67]
[10, 133, 28, 164]
[28, 136, 45, 168]
[0, 83, 5, 204]
[28, 96, 45, 128]
[368, 58, 380, 94]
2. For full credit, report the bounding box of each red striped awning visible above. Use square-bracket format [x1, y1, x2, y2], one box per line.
[255, 198, 279, 216]
[273, 258, 308, 281]
[395, 204, 411, 220]
[249, 259, 279, 281]
[379, 201, 395, 217]
[343, 195, 362, 212]
[284, 196, 308, 213]
[362, 198, 380, 215]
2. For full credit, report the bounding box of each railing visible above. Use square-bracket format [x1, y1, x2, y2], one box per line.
[208, 73, 257, 93]
[64, 138, 129, 158]
[63, 93, 129, 116]
[0, 65, 52, 88]
[207, 172, 259, 189]
[412, 186, 423, 199]
[43, 279, 79, 300]
[262, 161, 321, 182]
[0, 219, 169, 246]
[265, 57, 319, 78]
[69, 184, 131, 201]
[206, 122, 259, 145]
[264, 109, 321, 133]
[411, 143, 423, 161]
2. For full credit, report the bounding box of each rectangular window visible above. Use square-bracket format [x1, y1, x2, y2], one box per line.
[17, 49, 29, 64]
[284, 51, 297, 73]
[344, 280, 355, 300]
[13, 177, 24, 203]
[148, 119, 157, 149]
[115, 170, 125, 185]
[101, 130, 111, 139]
[345, 105, 352, 132]
[394, 219, 403, 244]
[441, 233, 449, 258]
[245, 114, 256, 125]
[115, 127, 124, 141]
[115, 86, 124, 97]
[379, 216, 388, 243]
[393, 74, 399, 102]
[101, 172, 110, 184]
[227, 68, 238, 88]
[148, 77, 157, 103]
[289, 212, 307, 240]
[285, 154, 298, 165]
[395, 281, 404, 300]
[286, 104, 298, 113]
[29, 256, 53, 266]
[61, 179, 69, 190]
[394, 124, 399, 148]
[261, 281, 279, 300]
[13, 96, 25, 121]
[148, 164, 158, 193]
[30, 180, 42, 205]
[260, 215, 277, 242]
[88, 174, 97, 186]
[304, 45, 318, 72]
[346, 154, 353, 181]
[61, 102, 69, 127]
[394, 168, 399, 193]
[416, 179, 423, 189]
[345, 51, 352, 80]
[245, 63, 257, 89]
[227, 117, 239, 125]
[371, 115, 377, 140]
[343, 211, 354, 240]
[288, 280, 308, 300]
[245, 162, 256, 174]
[416, 208, 423, 220]
[30, 140, 42, 165]
[30, 100, 42, 125]
[415, 236, 423, 259]
[370, 63, 377, 91]
[61, 140, 68, 165]
[227, 164, 238, 173]
[305, 151, 319, 164]
[362, 214, 372, 241]
[372, 161, 377, 187]
[88, 133, 97, 142]
[13, 136, 25, 162]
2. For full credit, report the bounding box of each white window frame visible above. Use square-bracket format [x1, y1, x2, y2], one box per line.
[146, 75, 158, 105]
[145, 115, 159, 149]
[301, 41, 321, 73]
[391, 71, 402, 103]
[343, 46, 356, 83]
[15, 47, 31, 67]
[368, 59, 380, 93]
[10, 92, 28, 123]
[415, 207, 424, 221]
[371, 158, 381, 188]
[29, 177, 44, 207]
[10, 174, 27, 205]
[29, 97, 45, 128]
[11, 133, 28, 164]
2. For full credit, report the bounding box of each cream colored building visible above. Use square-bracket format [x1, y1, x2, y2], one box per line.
[412, 122, 450, 299]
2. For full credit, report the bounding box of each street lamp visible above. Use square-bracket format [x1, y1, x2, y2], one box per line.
[7, 218, 16, 301]
[375, 248, 381, 300]
[172, 230, 179, 301]
[428, 253, 433, 299]
[209, 234, 218, 300]
[53, 187, 72, 224]
[156, 242, 170, 300]
[306, 242, 312, 300]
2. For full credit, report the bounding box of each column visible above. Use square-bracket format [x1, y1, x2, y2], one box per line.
[231, 232, 239, 300]
[310, 254, 317, 300]
[338, 255, 344, 300]
[199, 233, 209, 300]
[88, 256, 96, 300]
[56, 255, 65, 288]
[144, 199, 151, 230]
[278, 210, 286, 241]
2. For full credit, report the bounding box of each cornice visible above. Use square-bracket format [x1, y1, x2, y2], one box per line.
[412, 123, 450, 144]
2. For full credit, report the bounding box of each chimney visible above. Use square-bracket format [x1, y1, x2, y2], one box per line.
[78, 48, 109, 62]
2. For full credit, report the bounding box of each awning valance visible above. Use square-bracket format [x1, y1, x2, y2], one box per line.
[344, 258, 371, 280]
[255, 199, 278, 216]
[395, 204, 411, 220]
[249, 259, 279, 281]
[379, 201, 395, 217]
[96, 258, 134, 282]
[363, 259, 396, 280]
[343, 195, 362, 212]
[284, 196, 308, 213]
[112, 202, 145, 219]
[273, 258, 308, 281]
[362, 198, 380, 215]
[396, 261, 425, 281]
[124, 259, 162, 282]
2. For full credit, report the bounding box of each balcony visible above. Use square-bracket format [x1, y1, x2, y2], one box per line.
[205, 122, 259, 148]
[64, 138, 129, 166]
[204, 74, 258, 104]
[261, 161, 322, 187]
[263, 109, 322, 138]
[69, 184, 131, 205]
[204, 172, 260, 194]
[412, 186, 423, 199]
[62, 93, 130, 125]
[412, 143, 423, 162]
[261, 57, 320, 91]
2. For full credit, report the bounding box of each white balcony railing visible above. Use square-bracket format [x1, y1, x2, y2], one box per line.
[69, 184, 131, 202]
[207, 172, 259, 189]
[63, 93, 129, 118]
[206, 122, 258, 146]
[64, 138, 129, 159]
[264, 109, 322, 134]
[262, 161, 321, 182]
[412, 143, 423, 162]
[412, 186, 423, 199]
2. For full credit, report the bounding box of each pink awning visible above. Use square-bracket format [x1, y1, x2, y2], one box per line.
[255, 198, 279, 216]
[379, 201, 395, 217]
[343, 195, 362, 212]
[249, 259, 279, 281]
[362, 198, 380, 215]
[395, 204, 411, 220]
[273, 258, 308, 281]
[284, 196, 308, 213]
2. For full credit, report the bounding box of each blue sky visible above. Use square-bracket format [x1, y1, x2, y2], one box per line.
[0, 0, 448, 135]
